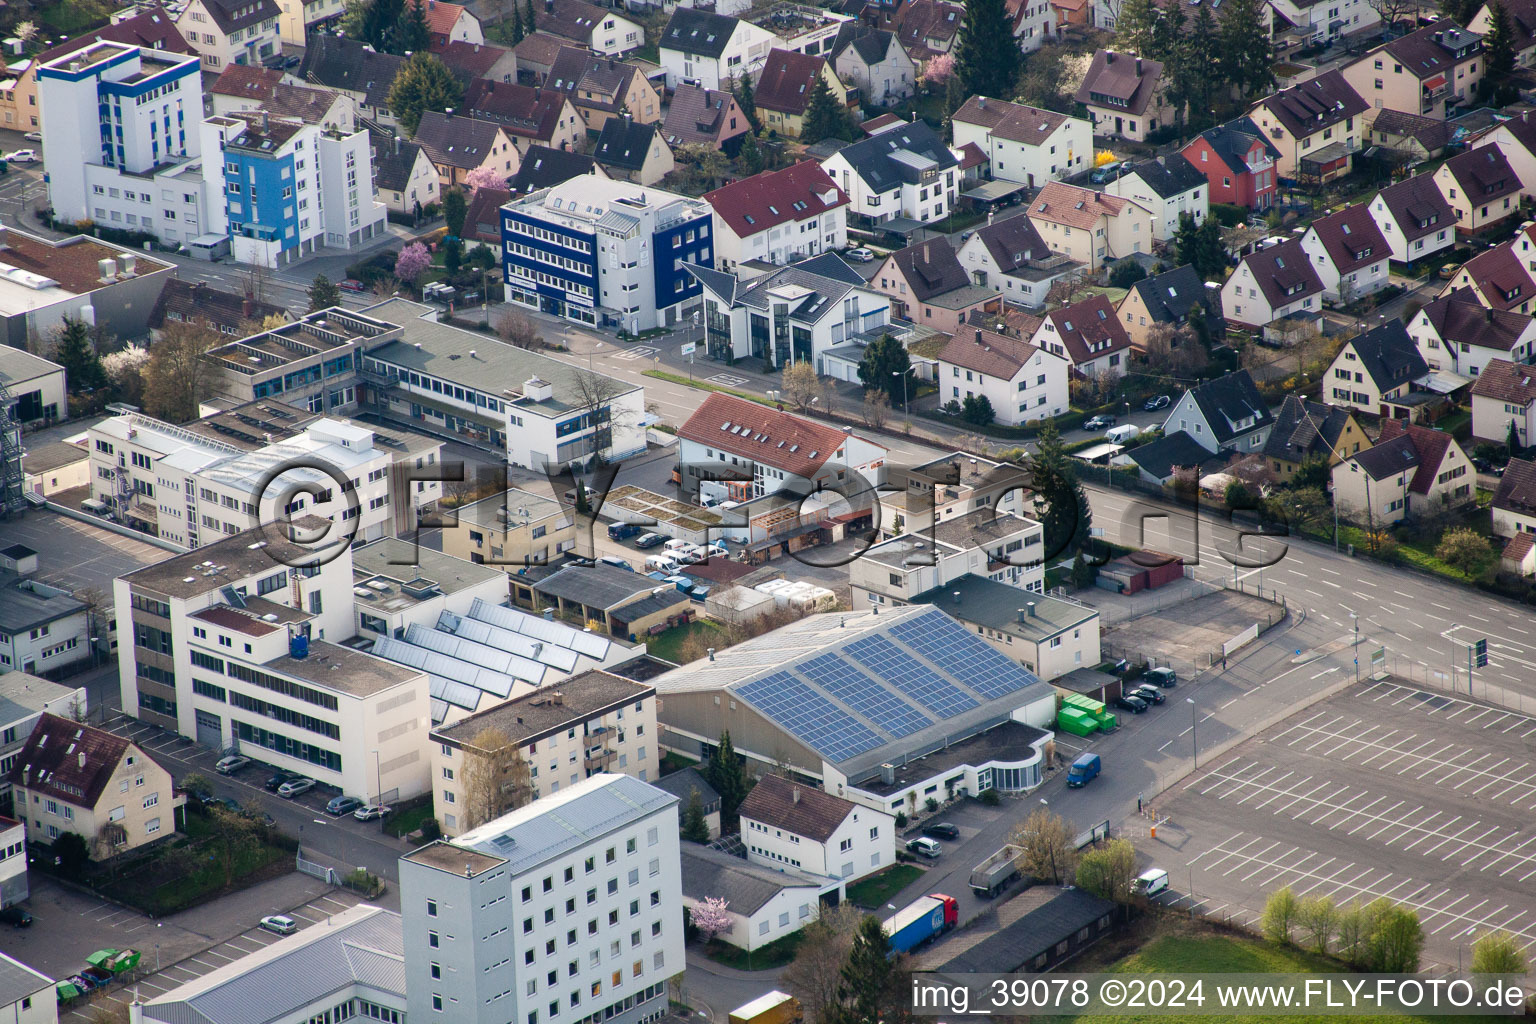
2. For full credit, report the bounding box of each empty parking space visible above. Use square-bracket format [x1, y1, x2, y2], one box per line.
[1157, 678, 1536, 966]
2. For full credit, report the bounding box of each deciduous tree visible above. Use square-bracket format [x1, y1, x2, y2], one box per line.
[465, 165, 506, 192]
[782, 360, 827, 413]
[143, 320, 221, 422]
[1075, 838, 1138, 901]
[1471, 930, 1527, 975]
[1262, 886, 1300, 944]
[395, 241, 432, 283]
[1010, 807, 1078, 885]
[206, 804, 260, 888]
[691, 896, 732, 942]
[497, 310, 543, 348]
[460, 726, 533, 830]
[1435, 526, 1491, 579]
[782, 904, 867, 1024]
[1297, 894, 1337, 954]
[1367, 901, 1423, 973]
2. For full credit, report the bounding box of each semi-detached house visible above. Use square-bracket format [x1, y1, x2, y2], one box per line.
[1105, 154, 1208, 241]
[1026, 180, 1153, 273]
[872, 238, 1000, 334]
[1248, 70, 1368, 182]
[955, 215, 1081, 309]
[1367, 173, 1456, 263]
[819, 120, 958, 227]
[1341, 23, 1483, 120]
[704, 161, 848, 271]
[1332, 419, 1473, 523]
[1408, 289, 1536, 378]
[1299, 203, 1391, 301]
[950, 95, 1091, 187]
[1026, 294, 1133, 379]
[1471, 358, 1536, 446]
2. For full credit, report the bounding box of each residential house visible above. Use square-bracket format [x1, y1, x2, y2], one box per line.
[1322, 318, 1431, 419]
[511, 32, 565, 84]
[1439, 234, 1536, 312]
[1367, 108, 1456, 163]
[658, 8, 775, 90]
[1116, 264, 1225, 351]
[747, 4, 853, 58]
[950, 95, 1091, 188]
[1027, 180, 1154, 273]
[1341, 23, 1483, 120]
[1073, 50, 1172, 142]
[276, 0, 344, 45]
[1105, 154, 1207, 241]
[370, 131, 440, 216]
[819, 121, 959, 227]
[1471, 358, 1536, 446]
[833, 28, 916, 105]
[1492, 458, 1536, 537]
[873, 238, 1001, 333]
[508, 146, 605, 196]
[411, 110, 521, 190]
[753, 49, 847, 140]
[1248, 70, 1368, 182]
[704, 161, 849, 270]
[436, 488, 573, 567]
[546, 46, 662, 132]
[1469, 0, 1536, 66]
[1004, 0, 1055, 52]
[652, 767, 720, 838]
[1179, 116, 1281, 211]
[1026, 294, 1134, 379]
[689, 253, 896, 369]
[592, 118, 673, 185]
[296, 35, 406, 126]
[421, 0, 483, 46]
[1474, 112, 1536, 201]
[1118, 430, 1223, 484]
[462, 80, 584, 154]
[680, 844, 831, 951]
[210, 67, 353, 130]
[463, 186, 512, 244]
[1501, 530, 1536, 576]
[1434, 146, 1523, 234]
[1332, 419, 1474, 522]
[1161, 369, 1275, 456]
[1262, 395, 1368, 482]
[176, 0, 282, 71]
[739, 774, 895, 883]
[1267, 0, 1378, 49]
[1300, 203, 1391, 301]
[1367, 173, 1457, 263]
[429, 39, 518, 84]
[890, 0, 964, 62]
[5, 713, 183, 857]
[662, 85, 751, 154]
[0, 670, 88, 801]
[539, 0, 645, 55]
[1409, 289, 1536, 378]
[935, 328, 1070, 426]
[955, 215, 1080, 309]
[1220, 238, 1325, 329]
[147, 280, 287, 338]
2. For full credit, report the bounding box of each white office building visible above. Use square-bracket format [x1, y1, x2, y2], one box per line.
[399, 773, 684, 1024]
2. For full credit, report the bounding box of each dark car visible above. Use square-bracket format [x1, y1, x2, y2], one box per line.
[1129, 684, 1165, 705]
[265, 771, 297, 792]
[1113, 694, 1149, 714]
[607, 522, 642, 542]
[1143, 666, 1178, 688]
[922, 822, 960, 840]
[0, 906, 32, 927]
[633, 532, 665, 549]
[1090, 161, 1124, 184]
[1144, 394, 1171, 412]
[1473, 456, 1493, 473]
[1083, 414, 1115, 430]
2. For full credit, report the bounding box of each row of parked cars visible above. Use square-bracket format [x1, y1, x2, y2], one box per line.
[1112, 667, 1178, 715]
[212, 755, 389, 819]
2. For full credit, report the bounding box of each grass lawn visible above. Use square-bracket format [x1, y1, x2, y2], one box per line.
[96, 812, 293, 916]
[386, 802, 438, 838]
[845, 864, 923, 908]
[39, 0, 112, 33]
[647, 618, 731, 664]
[702, 930, 804, 970]
[1435, 408, 1472, 441]
[659, 751, 699, 776]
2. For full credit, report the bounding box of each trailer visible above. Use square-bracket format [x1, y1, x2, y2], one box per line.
[728, 991, 801, 1024]
[969, 845, 1022, 898]
[882, 892, 958, 953]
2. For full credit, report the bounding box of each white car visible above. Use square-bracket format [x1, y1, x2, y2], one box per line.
[353, 804, 391, 821]
[22, 132, 40, 143]
[844, 247, 875, 263]
[4, 150, 38, 164]
[214, 755, 250, 775]
[259, 914, 298, 935]
[277, 777, 316, 798]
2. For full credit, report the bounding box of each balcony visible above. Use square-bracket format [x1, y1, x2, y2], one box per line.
[584, 748, 616, 771]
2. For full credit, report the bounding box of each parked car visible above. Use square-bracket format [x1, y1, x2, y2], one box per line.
[1090, 161, 1124, 184]
[326, 795, 363, 816]
[1143, 394, 1171, 411]
[0, 906, 32, 927]
[214, 755, 250, 775]
[209, 797, 243, 814]
[1143, 666, 1178, 688]
[1113, 694, 1149, 714]
[277, 777, 316, 798]
[265, 771, 297, 792]
[922, 822, 960, 840]
[844, 246, 875, 263]
[607, 522, 642, 541]
[22, 132, 40, 142]
[337, 278, 367, 293]
[1129, 684, 1165, 705]
[259, 914, 298, 935]
[4, 149, 38, 164]
[354, 804, 392, 821]
[906, 837, 942, 858]
[1083, 414, 1115, 430]
[633, 532, 664, 549]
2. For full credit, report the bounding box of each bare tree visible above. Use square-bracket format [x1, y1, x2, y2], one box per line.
[570, 369, 629, 465]
[1221, 221, 1268, 257]
[1010, 807, 1078, 884]
[143, 320, 223, 423]
[781, 903, 868, 1024]
[460, 726, 533, 831]
[497, 311, 543, 349]
[75, 586, 107, 668]
[1143, 322, 1207, 375]
[781, 361, 827, 413]
[1364, 0, 1417, 31]
[861, 389, 889, 430]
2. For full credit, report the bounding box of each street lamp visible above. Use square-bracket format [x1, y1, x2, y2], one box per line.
[891, 369, 910, 414]
[1351, 612, 1360, 682]
[1187, 697, 1198, 769]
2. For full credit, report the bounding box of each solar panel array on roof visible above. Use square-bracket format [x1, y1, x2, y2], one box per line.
[467, 598, 612, 660]
[442, 610, 581, 672]
[797, 652, 932, 737]
[888, 609, 1034, 699]
[841, 634, 979, 717]
[404, 623, 547, 683]
[369, 635, 520, 700]
[737, 671, 884, 763]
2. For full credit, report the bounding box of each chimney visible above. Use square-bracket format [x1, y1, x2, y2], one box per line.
[1028, 601, 1037, 617]
[1136, 57, 1142, 74]
[1487, 307, 1494, 322]
[792, 787, 800, 803]
[553, 690, 563, 705]
[243, 296, 253, 318]
[923, 242, 929, 263]
[465, 863, 472, 876]
[952, 590, 960, 604]
[261, 109, 269, 131]
[394, 131, 401, 154]
[1106, 51, 1114, 64]
[978, 96, 986, 109]
[78, 752, 86, 769]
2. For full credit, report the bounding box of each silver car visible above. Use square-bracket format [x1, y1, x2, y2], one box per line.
[277, 777, 315, 798]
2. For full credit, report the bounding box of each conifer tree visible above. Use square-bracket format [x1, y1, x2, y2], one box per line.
[801, 76, 855, 144]
[395, 0, 430, 53]
[954, 0, 1023, 99]
[1113, 0, 1158, 56]
[1218, 0, 1276, 99]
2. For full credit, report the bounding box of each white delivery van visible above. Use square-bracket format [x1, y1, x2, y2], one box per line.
[1105, 424, 1141, 444]
[80, 498, 111, 517]
[645, 554, 679, 573]
[1134, 868, 1169, 896]
[663, 538, 693, 554]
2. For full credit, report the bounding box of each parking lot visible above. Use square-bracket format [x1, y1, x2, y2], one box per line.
[1097, 588, 1282, 677]
[1157, 677, 1536, 966]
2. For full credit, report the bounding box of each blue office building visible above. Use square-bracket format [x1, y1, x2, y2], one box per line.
[501, 178, 715, 331]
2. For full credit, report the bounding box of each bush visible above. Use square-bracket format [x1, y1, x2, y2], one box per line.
[979, 788, 1001, 806]
[1108, 259, 1147, 289]
[894, 811, 908, 828]
[1210, 203, 1249, 227]
[924, 796, 938, 812]
[420, 817, 442, 841]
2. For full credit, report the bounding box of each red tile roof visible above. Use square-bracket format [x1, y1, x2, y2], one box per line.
[678, 393, 869, 478]
[1503, 530, 1534, 566]
[754, 48, 829, 115]
[704, 161, 847, 239]
[738, 775, 857, 843]
[210, 63, 283, 98]
[1494, 457, 1536, 516]
[1377, 419, 1454, 494]
[1029, 181, 1132, 229]
[429, 39, 511, 78]
[954, 95, 1071, 144]
[424, 0, 472, 38]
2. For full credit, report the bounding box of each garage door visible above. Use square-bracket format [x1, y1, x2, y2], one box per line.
[195, 710, 223, 749]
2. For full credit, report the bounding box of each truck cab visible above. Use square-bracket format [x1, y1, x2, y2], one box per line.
[1066, 752, 1101, 788]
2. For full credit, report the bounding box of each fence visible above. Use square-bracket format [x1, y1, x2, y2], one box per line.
[1380, 654, 1536, 717]
[296, 849, 338, 885]
[1074, 819, 1112, 850]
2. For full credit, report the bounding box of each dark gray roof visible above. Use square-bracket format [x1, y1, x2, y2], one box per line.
[198, 0, 282, 35]
[1190, 116, 1280, 175]
[1352, 431, 1419, 481]
[370, 130, 429, 193]
[685, 262, 739, 306]
[650, 766, 720, 811]
[510, 146, 600, 195]
[297, 35, 405, 110]
[413, 111, 511, 170]
[789, 251, 866, 285]
[888, 237, 968, 301]
[1125, 429, 1222, 481]
[680, 846, 823, 914]
[533, 564, 657, 609]
[1123, 153, 1206, 199]
[0, 952, 51, 1007]
[1186, 369, 1273, 447]
[1263, 395, 1354, 464]
[832, 120, 957, 192]
[593, 118, 663, 173]
[615, 589, 690, 621]
[846, 27, 895, 65]
[971, 215, 1052, 274]
[910, 574, 1096, 641]
[1347, 318, 1427, 393]
[660, 7, 737, 59]
[939, 887, 1116, 972]
[1129, 264, 1224, 334]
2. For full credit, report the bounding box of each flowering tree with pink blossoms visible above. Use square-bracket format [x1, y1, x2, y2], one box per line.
[690, 897, 732, 942]
[464, 166, 506, 193]
[921, 52, 955, 85]
[395, 242, 431, 283]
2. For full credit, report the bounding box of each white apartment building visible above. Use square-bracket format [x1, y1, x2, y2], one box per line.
[850, 507, 1046, 606]
[0, 816, 26, 909]
[819, 121, 959, 227]
[0, 670, 88, 797]
[738, 774, 894, 883]
[935, 328, 1070, 427]
[658, 8, 775, 90]
[88, 413, 437, 551]
[703, 162, 848, 272]
[114, 519, 433, 803]
[176, 0, 283, 72]
[430, 670, 656, 836]
[398, 773, 684, 1024]
[38, 42, 218, 249]
[951, 96, 1091, 188]
[276, 0, 345, 45]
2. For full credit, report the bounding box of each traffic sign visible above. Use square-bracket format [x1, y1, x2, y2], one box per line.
[1474, 637, 1488, 667]
[681, 342, 696, 356]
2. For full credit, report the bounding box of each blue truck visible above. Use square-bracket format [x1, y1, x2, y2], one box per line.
[1066, 752, 1101, 788]
[881, 893, 958, 953]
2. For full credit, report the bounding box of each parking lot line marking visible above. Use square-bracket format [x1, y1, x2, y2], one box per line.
[202, 949, 235, 962]
[1292, 858, 1347, 897]
[289, 910, 321, 923]
[1354, 799, 1405, 837]
[1448, 826, 1505, 862]
[188, 957, 223, 970]
[1223, 841, 1283, 876]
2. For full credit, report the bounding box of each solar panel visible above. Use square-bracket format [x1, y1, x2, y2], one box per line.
[429, 675, 483, 711]
[841, 635, 979, 719]
[737, 671, 884, 763]
[467, 599, 612, 660]
[888, 609, 1042, 700]
[405, 623, 548, 684]
[796, 653, 932, 737]
[371, 636, 519, 699]
[444, 612, 581, 673]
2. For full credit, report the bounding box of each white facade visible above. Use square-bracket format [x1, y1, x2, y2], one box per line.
[695, 268, 895, 373]
[0, 671, 87, 795]
[0, 951, 53, 1024]
[1300, 227, 1390, 302]
[1408, 307, 1536, 378]
[399, 774, 683, 1024]
[709, 198, 847, 271]
[0, 580, 90, 678]
[177, 0, 283, 71]
[819, 133, 958, 225]
[276, 0, 345, 45]
[954, 233, 1075, 308]
[1472, 389, 1536, 448]
[317, 127, 389, 250]
[1367, 187, 1455, 263]
[0, 818, 26, 908]
[38, 43, 219, 249]
[936, 340, 1071, 427]
[1220, 254, 1319, 329]
[741, 798, 894, 883]
[950, 103, 1091, 188]
[659, 19, 775, 90]
[1269, 0, 1378, 47]
[1106, 170, 1207, 241]
[681, 866, 823, 952]
[849, 514, 1047, 604]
